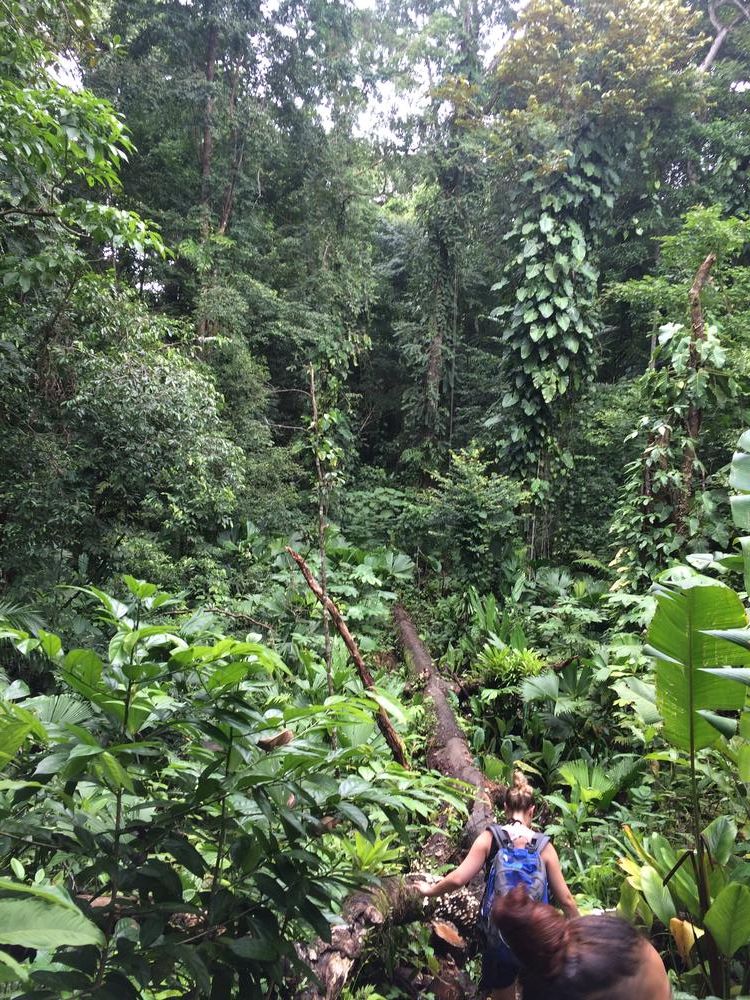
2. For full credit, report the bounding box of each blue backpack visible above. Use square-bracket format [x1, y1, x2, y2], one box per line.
[480, 824, 550, 950]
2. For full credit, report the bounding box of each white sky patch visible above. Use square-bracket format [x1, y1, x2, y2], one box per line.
[50, 53, 82, 90]
[351, 4, 512, 144]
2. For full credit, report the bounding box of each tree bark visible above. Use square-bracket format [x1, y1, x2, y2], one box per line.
[296, 877, 480, 1000]
[393, 604, 495, 846]
[218, 59, 245, 235]
[308, 366, 334, 705]
[200, 14, 219, 213]
[700, 0, 748, 73]
[285, 547, 408, 767]
[424, 286, 445, 440]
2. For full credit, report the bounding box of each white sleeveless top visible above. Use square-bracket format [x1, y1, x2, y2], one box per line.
[502, 820, 536, 844]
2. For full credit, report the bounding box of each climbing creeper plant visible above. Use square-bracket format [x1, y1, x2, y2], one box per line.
[609, 209, 750, 590]
[492, 134, 617, 464]
[488, 0, 702, 471]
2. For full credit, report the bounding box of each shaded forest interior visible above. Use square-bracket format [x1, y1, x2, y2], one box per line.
[2, 0, 750, 998]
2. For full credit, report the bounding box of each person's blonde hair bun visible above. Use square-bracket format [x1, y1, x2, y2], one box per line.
[505, 769, 535, 813]
[512, 769, 533, 793]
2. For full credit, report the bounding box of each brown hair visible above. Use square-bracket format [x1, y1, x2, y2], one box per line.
[493, 888, 645, 1000]
[504, 769, 535, 814]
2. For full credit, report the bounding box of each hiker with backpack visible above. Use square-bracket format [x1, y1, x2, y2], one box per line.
[413, 771, 578, 1000]
[493, 886, 671, 999]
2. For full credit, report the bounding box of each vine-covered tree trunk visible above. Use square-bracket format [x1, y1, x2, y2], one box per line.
[423, 242, 451, 448]
[675, 253, 716, 533]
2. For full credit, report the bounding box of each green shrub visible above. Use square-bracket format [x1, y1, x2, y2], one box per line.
[475, 643, 544, 689]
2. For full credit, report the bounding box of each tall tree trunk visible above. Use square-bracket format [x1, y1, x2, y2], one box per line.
[425, 296, 445, 436]
[218, 60, 244, 235]
[200, 13, 219, 215]
[423, 241, 451, 447]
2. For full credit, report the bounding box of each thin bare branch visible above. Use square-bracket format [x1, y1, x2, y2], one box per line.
[285, 546, 409, 767]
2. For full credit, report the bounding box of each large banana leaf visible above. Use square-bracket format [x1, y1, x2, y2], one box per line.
[730, 429, 750, 593]
[704, 883, 750, 957]
[646, 573, 750, 752]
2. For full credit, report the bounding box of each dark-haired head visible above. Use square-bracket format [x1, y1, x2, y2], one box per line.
[492, 888, 671, 1000]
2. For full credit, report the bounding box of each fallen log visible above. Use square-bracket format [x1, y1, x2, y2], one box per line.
[296, 605, 496, 998]
[393, 604, 496, 843]
[296, 878, 480, 1000]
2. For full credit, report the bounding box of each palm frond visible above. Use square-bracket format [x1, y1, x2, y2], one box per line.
[0, 600, 46, 635]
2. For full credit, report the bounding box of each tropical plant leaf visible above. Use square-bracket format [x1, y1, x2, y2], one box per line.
[697, 710, 737, 738]
[704, 882, 750, 957]
[641, 865, 676, 926]
[0, 899, 104, 949]
[0, 602, 46, 635]
[521, 672, 559, 703]
[557, 760, 613, 802]
[730, 430, 750, 592]
[0, 948, 29, 983]
[702, 816, 737, 866]
[646, 575, 750, 752]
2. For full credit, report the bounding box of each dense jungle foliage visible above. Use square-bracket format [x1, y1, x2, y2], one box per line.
[2, 0, 750, 997]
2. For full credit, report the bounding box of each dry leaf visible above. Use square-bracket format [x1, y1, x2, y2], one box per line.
[669, 916, 703, 965]
[431, 920, 466, 949]
[258, 729, 293, 751]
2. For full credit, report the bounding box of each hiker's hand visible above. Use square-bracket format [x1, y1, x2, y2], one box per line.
[413, 880, 437, 897]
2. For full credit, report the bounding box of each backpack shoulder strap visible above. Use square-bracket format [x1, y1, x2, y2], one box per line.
[485, 824, 510, 866]
[495, 824, 513, 844]
[530, 832, 551, 855]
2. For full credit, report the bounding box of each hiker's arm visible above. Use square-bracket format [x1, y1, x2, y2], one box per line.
[414, 830, 493, 898]
[542, 843, 579, 918]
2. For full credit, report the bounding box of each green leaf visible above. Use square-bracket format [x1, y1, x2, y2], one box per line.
[730, 442, 750, 492]
[62, 649, 104, 699]
[0, 879, 85, 912]
[0, 949, 29, 983]
[647, 576, 750, 752]
[521, 673, 559, 703]
[641, 865, 676, 926]
[0, 719, 32, 766]
[0, 899, 104, 949]
[702, 816, 737, 865]
[529, 324, 544, 342]
[539, 214, 554, 234]
[38, 630, 63, 662]
[701, 667, 750, 685]
[222, 936, 279, 961]
[697, 710, 736, 738]
[730, 495, 750, 532]
[704, 883, 750, 957]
